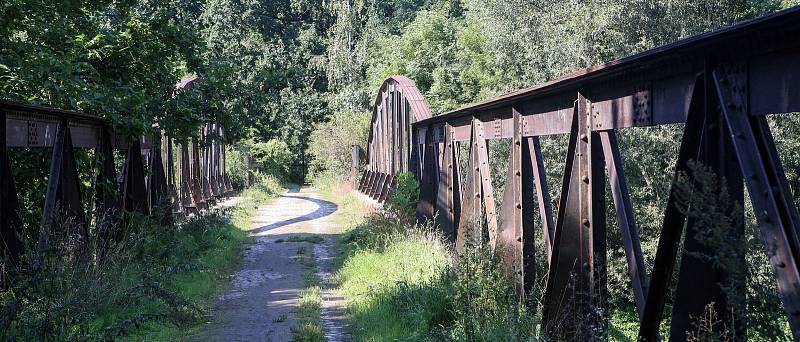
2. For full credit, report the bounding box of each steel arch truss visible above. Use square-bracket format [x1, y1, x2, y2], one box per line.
[357, 75, 432, 201]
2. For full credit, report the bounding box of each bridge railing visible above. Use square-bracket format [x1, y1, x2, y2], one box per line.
[0, 100, 236, 288]
[356, 6, 800, 340]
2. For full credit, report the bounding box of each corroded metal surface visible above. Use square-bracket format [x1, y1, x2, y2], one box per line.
[358, 7, 800, 340]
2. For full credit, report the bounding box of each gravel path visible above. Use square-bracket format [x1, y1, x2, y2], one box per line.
[201, 188, 349, 342]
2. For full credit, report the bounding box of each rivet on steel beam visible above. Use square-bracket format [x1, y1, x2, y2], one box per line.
[517, 237, 522, 242]
[515, 140, 521, 146]
[581, 134, 588, 142]
[515, 170, 521, 176]
[582, 219, 590, 226]
[516, 203, 521, 209]
[778, 261, 786, 268]
[582, 175, 590, 184]
[475, 193, 480, 198]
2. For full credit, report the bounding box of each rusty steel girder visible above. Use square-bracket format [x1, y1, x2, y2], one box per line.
[355, 76, 433, 203]
[358, 6, 800, 341]
[0, 76, 238, 287]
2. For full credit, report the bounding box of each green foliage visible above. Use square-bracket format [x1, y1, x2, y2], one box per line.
[225, 146, 249, 190]
[674, 161, 791, 341]
[386, 172, 419, 217]
[0, 209, 243, 340]
[336, 209, 534, 341]
[245, 139, 295, 181]
[307, 109, 371, 181]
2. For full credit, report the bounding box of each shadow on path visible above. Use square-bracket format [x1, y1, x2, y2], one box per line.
[250, 194, 338, 234]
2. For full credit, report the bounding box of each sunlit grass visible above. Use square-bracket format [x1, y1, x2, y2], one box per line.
[120, 180, 281, 341]
[291, 245, 325, 342]
[336, 231, 449, 341]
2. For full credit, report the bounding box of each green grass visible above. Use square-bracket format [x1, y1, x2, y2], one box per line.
[336, 230, 450, 341]
[276, 235, 325, 244]
[0, 179, 282, 341]
[125, 182, 278, 340]
[317, 179, 536, 341]
[291, 244, 325, 342]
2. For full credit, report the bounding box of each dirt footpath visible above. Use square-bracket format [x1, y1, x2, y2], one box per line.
[201, 188, 349, 341]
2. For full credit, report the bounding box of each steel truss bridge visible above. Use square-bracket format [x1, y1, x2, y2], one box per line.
[0, 77, 234, 287]
[356, 7, 800, 340]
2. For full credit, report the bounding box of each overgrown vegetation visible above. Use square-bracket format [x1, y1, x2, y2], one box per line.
[308, 2, 800, 340]
[291, 248, 326, 342]
[4, 0, 800, 339]
[0, 180, 279, 340]
[335, 200, 536, 341]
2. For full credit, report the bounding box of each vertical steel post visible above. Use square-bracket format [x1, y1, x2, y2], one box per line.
[543, 94, 606, 339]
[474, 119, 498, 248]
[415, 126, 437, 221]
[38, 122, 88, 255]
[530, 136, 555, 261]
[639, 77, 706, 341]
[498, 108, 527, 298]
[434, 123, 460, 242]
[456, 119, 485, 253]
[148, 134, 172, 226]
[191, 140, 205, 209]
[122, 138, 148, 216]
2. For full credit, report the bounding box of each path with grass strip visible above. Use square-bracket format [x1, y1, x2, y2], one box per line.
[201, 188, 348, 341]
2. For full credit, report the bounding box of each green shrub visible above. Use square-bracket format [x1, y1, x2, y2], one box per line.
[336, 209, 535, 341]
[0, 183, 272, 340]
[225, 146, 248, 190]
[252, 139, 294, 181]
[307, 109, 370, 182]
[386, 172, 419, 217]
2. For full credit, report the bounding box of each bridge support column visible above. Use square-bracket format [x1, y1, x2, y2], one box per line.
[715, 63, 800, 340]
[542, 93, 607, 340]
[434, 123, 460, 243]
[456, 119, 484, 253]
[416, 127, 437, 221]
[38, 122, 89, 256]
[123, 138, 149, 216]
[148, 134, 172, 226]
[498, 108, 536, 299]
